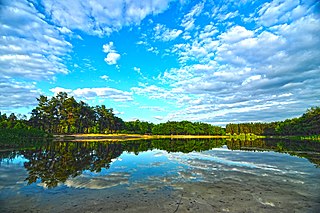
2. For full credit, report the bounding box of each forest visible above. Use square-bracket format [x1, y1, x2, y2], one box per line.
[226, 107, 320, 136]
[0, 92, 319, 137]
[0, 92, 224, 136]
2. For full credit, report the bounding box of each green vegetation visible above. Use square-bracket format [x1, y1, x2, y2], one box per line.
[0, 112, 51, 143]
[1, 92, 223, 136]
[151, 121, 225, 135]
[1, 92, 319, 138]
[226, 107, 320, 138]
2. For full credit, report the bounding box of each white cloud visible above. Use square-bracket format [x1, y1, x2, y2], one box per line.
[50, 87, 133, 102]
[258, 0, 300, 27]
[241, 75, 262, 86]
[218, 26, 254, 43]
[100, 75, 110, 81]
[40, 0, 174, 36]
[49, 87, 73, 95]
[181, 2, 204, 31]
[133, 67, 147, 80]
[103, 42, 121, 65]
[105, 53, 121, 65]
[154, 24, 183, 41]
[139, 106, 165, 112]
[0, 79, 40, 109]
[0, 0, 72, 110]
[153, 116, 164, 120]
[0, 0, 71, 81]
[133, 67, 140, 72]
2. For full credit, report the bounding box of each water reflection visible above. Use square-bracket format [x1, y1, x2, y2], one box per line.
[0, 139, 224, 188]
[227, 138, 320, 166]
[0, 138, 319, 188]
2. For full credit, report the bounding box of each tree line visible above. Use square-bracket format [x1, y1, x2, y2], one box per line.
[226, 107, 320, 136]
[0, 92, 224, 135]
[1, 92, 319, 136]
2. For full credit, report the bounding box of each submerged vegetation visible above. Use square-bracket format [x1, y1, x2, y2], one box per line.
[0, 92, 319, 139]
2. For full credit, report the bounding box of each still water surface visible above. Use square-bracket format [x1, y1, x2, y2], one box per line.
[1, 139, 320, 212]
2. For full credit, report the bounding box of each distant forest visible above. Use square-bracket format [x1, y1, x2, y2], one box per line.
[0, 92, 319, 136]
[226, 107, 320, 136]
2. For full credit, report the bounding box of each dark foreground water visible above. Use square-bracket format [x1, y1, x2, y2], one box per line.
[0, 139, 320, 212]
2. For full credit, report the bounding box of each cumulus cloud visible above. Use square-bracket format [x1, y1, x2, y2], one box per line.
[258, 0, 300, 27]
[0, 79, 40, 109]
[103, 42, 121, 65]
[0, 0, 71, 81]
[39, 0, 174, 36]
[50, 87, 133, 102]
[154, 24, 183, 41]
[0, 0, 72, 110]
[50, 87, 73, 95]
[132, 0, 320, 124]
[218, 26, 254, 43]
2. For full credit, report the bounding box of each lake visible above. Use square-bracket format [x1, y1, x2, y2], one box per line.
[1, 138, 320, 212]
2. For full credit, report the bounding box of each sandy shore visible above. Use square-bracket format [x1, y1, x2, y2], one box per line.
[53, 134, 228, 142]
[2, 178, 319, 213]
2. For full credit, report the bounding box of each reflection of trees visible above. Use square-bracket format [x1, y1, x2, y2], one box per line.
[151, 139, 225, 153]
[15, 139, 225, 188]
[1, 138, 319, 188]
[21, 142, 124, 188]
[227, 139, 320, 167]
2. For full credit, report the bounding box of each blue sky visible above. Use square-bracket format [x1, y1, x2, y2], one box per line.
[0, 0, 319, 125]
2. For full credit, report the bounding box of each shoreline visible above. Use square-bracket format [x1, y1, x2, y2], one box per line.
[52, 134, 320, 142]
[53, 134, 228, 142]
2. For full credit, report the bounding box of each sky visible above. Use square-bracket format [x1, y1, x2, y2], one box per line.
[0, 0, 320, 126]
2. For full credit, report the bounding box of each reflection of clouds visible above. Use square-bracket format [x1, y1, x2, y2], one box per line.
[151, 161, 167, 167]
[211, 145, 232, 152]
[153, 150, 167, 157]
[37, 182, 63, 189]
[65, 172, 130, 189]
[162, 150, 312, 188]
[112, 166, 127, 170]
[167, 151, 283, 172]
[111, 157, 122, 163]
[0, 156, 29, 165]
[0, 164, 28, 190]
